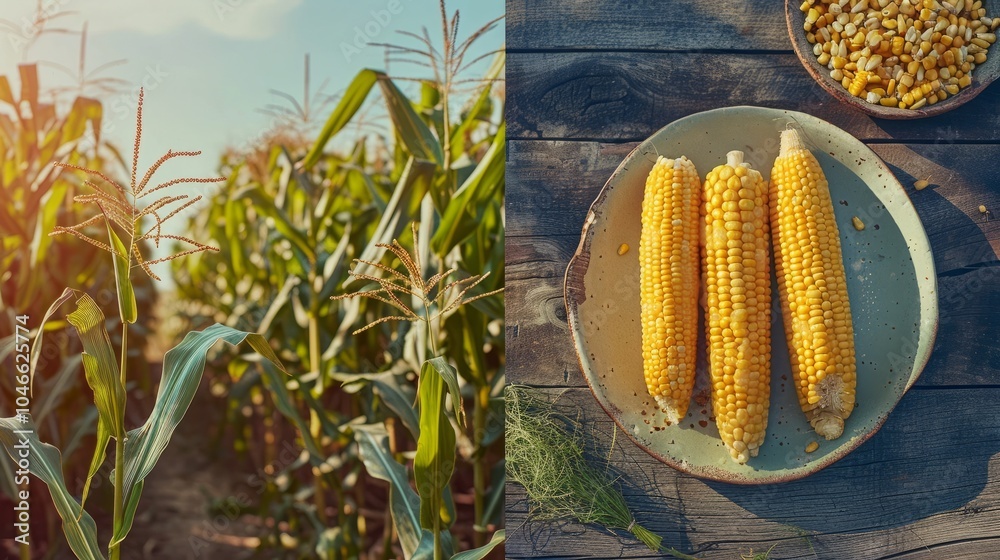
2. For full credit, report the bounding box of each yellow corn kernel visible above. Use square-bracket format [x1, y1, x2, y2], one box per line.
[848, 70, 870, 96]
[769, 129, 857, 440]
[704, 151, 771, 464]
[640, 156, 701, 423]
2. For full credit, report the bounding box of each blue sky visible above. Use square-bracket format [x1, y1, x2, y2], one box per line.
[1, 0, 503, 281]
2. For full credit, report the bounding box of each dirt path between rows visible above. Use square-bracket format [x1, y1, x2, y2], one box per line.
[119, 389, 262, 560]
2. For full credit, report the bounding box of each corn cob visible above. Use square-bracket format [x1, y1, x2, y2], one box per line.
[703, 151, 771, 464]
[769, 128, 857, 440]
[639, 155, 701, 424]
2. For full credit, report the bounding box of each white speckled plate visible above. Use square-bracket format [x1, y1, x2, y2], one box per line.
[564, 107, 938, 484]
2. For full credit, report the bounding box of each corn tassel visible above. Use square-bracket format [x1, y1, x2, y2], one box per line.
[769, 128, 857, 440]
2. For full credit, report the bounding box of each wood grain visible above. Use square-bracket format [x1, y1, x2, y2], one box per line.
[507, 0, 789, 51]
[508, 52, 1000, 143]
[506, 388, 1000, 560]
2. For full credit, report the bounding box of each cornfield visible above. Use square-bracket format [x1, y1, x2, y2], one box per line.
[0, 2, 504, 559]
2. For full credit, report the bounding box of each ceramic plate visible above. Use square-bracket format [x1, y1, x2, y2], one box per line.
[564, 107, 938, 484]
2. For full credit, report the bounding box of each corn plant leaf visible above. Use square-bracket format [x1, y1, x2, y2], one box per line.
[27, 353, 81, 424]
[354, 424, 424, 558]
[314, 527, 343, 557]
[424, 357, 464, 426]
[411, 531, 437, 560]
[449, 51, 504, 157]
[451, 530, 506, 560]
[303, 69, 379, 170]
[376, 73, 443, 166]
[257, 360, 326, 464]
[239, 187, 316, 266]
[431, 122, 505, 255]
[118, 324, 286, 543]
[0, 416, 105, 560]
[481, 460, 505, 529]
[79, 407, 109, 513]
[0, 75, 13, 105]
[66, 293, 127, 515]
[62, 96, 102, 145]
[348, 156, 435, 284]
[223, 195, 246, 278]
[29, 287, 77, 396]
[414, 358, 458, 530]
[66, 293, 126, 439]
[30, 180, 69, 266]
[317, 225, 353, 300]
[372, 376, 421, 440]
[106, 222, 137, 324]
[108, 479, 142, 547]
[19, 64, 39, 109]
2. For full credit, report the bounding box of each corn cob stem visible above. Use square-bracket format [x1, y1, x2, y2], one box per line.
[639, 156, 701, 424]
[703, 151, 772, 464]
[770, 128, 857, 440]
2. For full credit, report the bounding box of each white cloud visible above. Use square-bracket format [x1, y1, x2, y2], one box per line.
[52, 0, 301, 39]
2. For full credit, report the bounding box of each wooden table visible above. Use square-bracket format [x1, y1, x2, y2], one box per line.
[505, 1, 1000, 558]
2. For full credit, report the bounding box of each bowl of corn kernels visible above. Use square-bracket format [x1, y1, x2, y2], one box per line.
[787, 0, 1000, 118]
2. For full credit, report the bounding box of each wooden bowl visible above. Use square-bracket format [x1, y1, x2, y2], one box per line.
[785, 0, 1000, 119]
[564, 107, 939, 484]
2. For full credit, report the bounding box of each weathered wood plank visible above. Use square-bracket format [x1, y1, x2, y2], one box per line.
[507, 52, 1000, 142]
[505, 141, 1000, 387]
[506, 387, 1000, 560]
[507, 0, 789, 51]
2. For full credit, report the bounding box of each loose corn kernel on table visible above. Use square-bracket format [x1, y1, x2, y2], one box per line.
[505, 1, 1000, 558]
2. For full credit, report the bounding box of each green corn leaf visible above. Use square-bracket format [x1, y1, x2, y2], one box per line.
[431, 122, 505, 255]
[376, 74, 443, 166]
[79, 411, 109, 514]
[414, 358, 458, 531]
[317, 225, 353, 300]
[30, 180, 68, 267]
[348, 156, 435, 285]
[449, 51, 505, 157]
[481, 460, 505, 529]
[223, 195, 246, 278]
[117, 324, 286, 544]
[239, 187, 316, 266]
[372, 376, 421, 440]
[29, 287, 76, 396]
[31, 353, 82, 424]
[106, 222, 137, 324]
[257, 360, 326, 464]
[424, 357, 465, 426]
[108, 480, 142, 547]
[354, 424, 424, 558]
[411, 530, 437, 560]
[451, 530, 506, 560]
[0, 417, 105, 560]
[303, 69, 379, 170]
[66, 293, 126, 439]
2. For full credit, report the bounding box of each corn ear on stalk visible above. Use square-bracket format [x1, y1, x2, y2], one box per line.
[639, 155, 701, 424]
[703, 151, 771, 464]
[770, 128, 857, 440]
